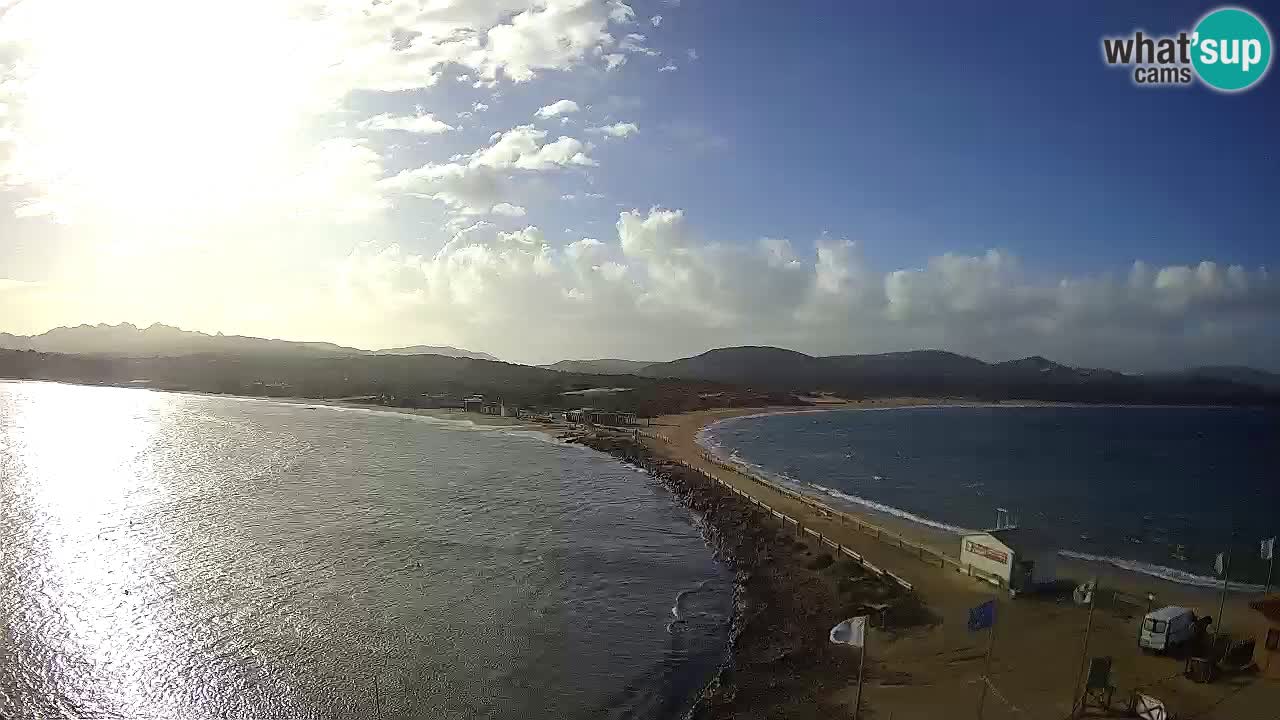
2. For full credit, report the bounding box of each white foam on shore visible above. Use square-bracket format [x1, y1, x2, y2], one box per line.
[807, 483, 970, 535]
[1057, 551, 1266, 593]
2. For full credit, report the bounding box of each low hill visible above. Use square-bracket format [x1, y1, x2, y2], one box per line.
[639, 346, 830, 384]
[0, 349, 800, 417]
[372, 345, 499, 361]
[0, 323, 497, 362]
[541, 359, 658, 375]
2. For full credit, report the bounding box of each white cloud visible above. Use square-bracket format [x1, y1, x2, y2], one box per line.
[650, 15, 663, 27]
[535, 99, 580, 118]
[381, 124, 595, 215]
[687, 48, 699, 61]
[337, 207, 1280, 368]
[658, 61, 678, 72]
[588, 122, 639, 138]
[356, 112, 454, 134]
[473, 102, 490, 112]
[491, 202, 527, 217]
[619, 33, 658, 56]
[604, 54, 628, 71]
[470, 125, 596, 170]
[607, 0, 635, 24]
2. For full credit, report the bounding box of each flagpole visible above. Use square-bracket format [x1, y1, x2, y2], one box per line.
[1266, 538, 1275, 596]
[854, 623, 867, 720]
[1213, 547, 1232, 653]
[976, 596, 998, 720]
[1068, 577, 1098, 718]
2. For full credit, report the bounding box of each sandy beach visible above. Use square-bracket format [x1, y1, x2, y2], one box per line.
[643, 400, 1280, 720]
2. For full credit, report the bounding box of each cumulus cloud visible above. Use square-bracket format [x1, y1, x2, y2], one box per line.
[589, 122, 639, 138]
[604, 54, 628, 71]
[356, 112, 454, 134]
[380, 124, 595, 215]
[491, 202, 527, 217]
[535, 99, 580, 118]
[619, 33, 658, 56]
[650, 15, 663, 26]
[658, 61, 678, 72]
[687, 48, 699, 61]
[337, 208, 1280, 368]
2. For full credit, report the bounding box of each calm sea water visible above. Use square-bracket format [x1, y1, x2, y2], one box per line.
[0, 381, 729, 720]
[701, 405, 1280, 590]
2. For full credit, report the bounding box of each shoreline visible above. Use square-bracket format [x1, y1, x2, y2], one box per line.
[568, 433, 925, 719]
[639, 401, 1280, 719]
[690, 401, 1274, 595]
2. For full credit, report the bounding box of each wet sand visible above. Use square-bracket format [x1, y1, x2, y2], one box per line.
[647, 401, 1280, 720]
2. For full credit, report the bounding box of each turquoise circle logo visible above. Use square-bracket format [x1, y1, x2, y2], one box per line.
[1192, 7, 1272, 91]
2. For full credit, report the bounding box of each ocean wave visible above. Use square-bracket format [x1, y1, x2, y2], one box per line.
[1057, 551, 1266, 592]
[808, 483, 971, 534]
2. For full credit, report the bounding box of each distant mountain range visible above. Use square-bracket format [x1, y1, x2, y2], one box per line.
[539, 359, 657, 375]
[630, 346, 1279, 402]
[0, 323, 497, 361]
[2, 324, 1277, 406]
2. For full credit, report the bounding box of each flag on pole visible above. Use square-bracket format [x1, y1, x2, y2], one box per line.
[968, 600, 996, 632]
[1215, 552, 1225, 576]
[1262, 537, 1275, 561]
[829, 616, 868, 647]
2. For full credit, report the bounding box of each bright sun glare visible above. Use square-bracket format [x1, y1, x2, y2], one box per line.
[5, 0, 338, 225]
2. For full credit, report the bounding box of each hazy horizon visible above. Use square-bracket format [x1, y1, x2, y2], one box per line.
[1, 2, 1277, 369]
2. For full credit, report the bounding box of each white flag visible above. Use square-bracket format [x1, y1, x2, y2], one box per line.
[1263, 537, 1276, 561]
[1214, 552, 1225, 576]
[829, 616, 868, 647]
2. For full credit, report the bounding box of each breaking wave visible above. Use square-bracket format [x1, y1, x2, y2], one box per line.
[1057, 551, 1265, 593]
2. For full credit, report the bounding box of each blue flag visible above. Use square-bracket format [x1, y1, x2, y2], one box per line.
[968, 600, 995, 632]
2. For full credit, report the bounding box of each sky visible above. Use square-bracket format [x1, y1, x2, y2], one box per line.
[0, 0, 1277, 369]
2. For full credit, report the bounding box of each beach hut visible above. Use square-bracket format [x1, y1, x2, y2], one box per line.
[959, 527, 1057, 595]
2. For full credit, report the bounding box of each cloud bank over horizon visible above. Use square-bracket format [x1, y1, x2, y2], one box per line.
[0, 0, 1275, 370]
[331, 208, 1280, 369]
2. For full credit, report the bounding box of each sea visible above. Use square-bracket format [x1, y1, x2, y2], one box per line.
[699, 405, 1280, 591]
[0, 381, 730, 720]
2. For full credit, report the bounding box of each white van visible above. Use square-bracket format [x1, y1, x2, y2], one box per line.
[1140, 606, 1197, 652]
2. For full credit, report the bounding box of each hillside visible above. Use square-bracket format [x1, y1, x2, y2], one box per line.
[0, 349, 799, 417]
[637, 346, 1277, 405]
[0, 323, 497, 361]
[540, 359, 657, 375]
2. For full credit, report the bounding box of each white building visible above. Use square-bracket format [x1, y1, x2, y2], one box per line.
[959, 527, 1057, 596]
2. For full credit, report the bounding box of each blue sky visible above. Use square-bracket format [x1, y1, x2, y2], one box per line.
[0, 0, 1277, 368]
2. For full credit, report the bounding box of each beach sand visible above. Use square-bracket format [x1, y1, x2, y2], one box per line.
[647, 400, 1280, 720]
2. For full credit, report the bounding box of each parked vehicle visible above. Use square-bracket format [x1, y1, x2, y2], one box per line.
[1140, 606, 1198, 653]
